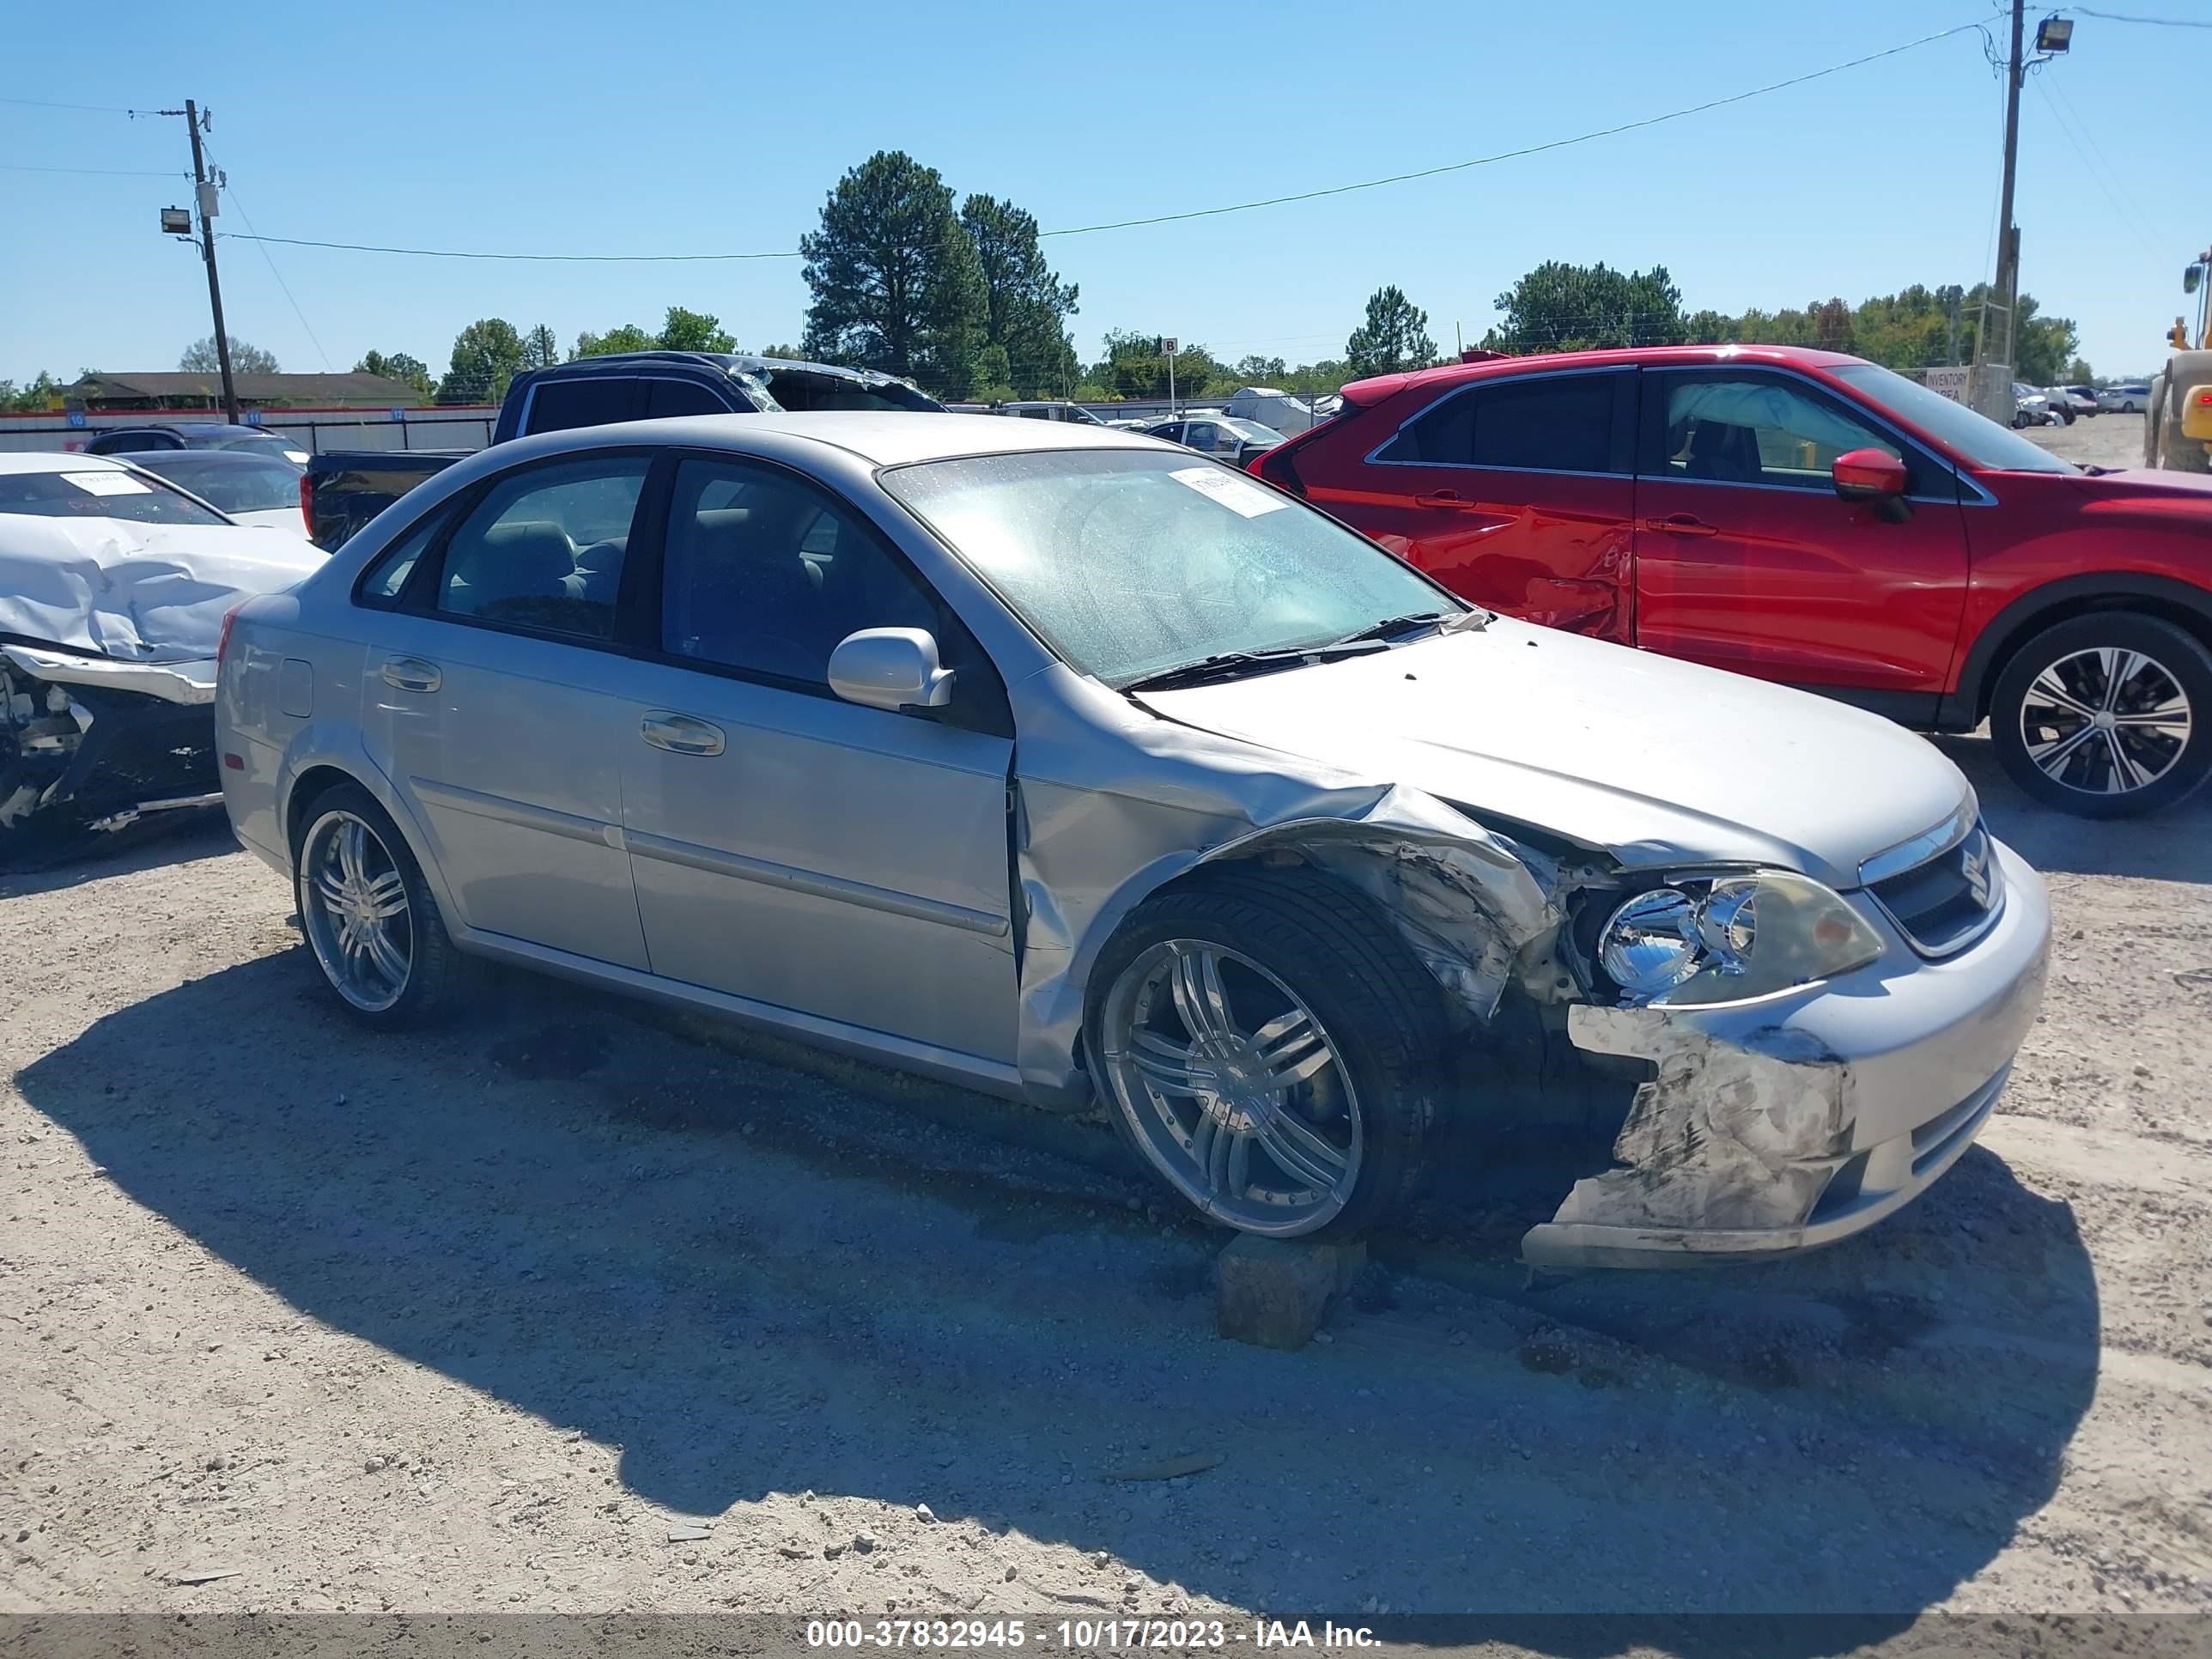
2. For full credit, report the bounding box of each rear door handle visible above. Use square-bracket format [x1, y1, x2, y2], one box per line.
[1413, 489, 1484, 510]
[641, 712, 726, 757]
[381, 656, 441, 693]
[1643, 515, 1718, 538]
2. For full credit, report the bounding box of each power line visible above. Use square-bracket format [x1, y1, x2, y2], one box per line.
[1044, 19, 1998, 238]
[2071, 5, 2212, 26]
[1, 162, 181, 178]
[0, 94, 155, 115]
[218, 18, 1992, 265]
[2032, 75, 2163, 257]
[210, 165, 334, 372]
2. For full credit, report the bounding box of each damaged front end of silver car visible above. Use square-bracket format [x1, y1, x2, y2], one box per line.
[0, 644, 223, 848]
[996, 672, 1966, 1266]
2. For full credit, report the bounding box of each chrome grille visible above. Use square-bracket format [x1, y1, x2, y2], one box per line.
[1868, 817, 2002, 957]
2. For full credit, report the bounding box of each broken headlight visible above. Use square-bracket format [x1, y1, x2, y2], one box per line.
[1595, 871, 1885, 1007]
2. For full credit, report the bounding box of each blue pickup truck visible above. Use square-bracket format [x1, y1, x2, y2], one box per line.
[306, 351, 943, 548]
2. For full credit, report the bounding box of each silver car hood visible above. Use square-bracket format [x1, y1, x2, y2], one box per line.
[1133, 619, 1970, 890]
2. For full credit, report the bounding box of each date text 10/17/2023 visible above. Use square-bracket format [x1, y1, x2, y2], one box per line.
[805, 1621, 1382, 1650]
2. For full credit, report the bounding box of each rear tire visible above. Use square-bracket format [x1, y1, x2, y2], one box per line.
[290, 781, 470, 1026]
[1085, 867, 1452, 1240]
[1989, 613, 2212, 817]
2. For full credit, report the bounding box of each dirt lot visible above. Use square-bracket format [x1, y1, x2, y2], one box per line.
[2027, 409, 2147, 471]
[5, 483, 2211, 1634]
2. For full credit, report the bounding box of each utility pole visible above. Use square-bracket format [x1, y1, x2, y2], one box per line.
[161, 100, 240, 425]
[1986, 0, 2027, 389]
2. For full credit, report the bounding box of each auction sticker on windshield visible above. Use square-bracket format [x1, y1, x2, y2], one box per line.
[61, 471, 152, 495]
[1170, 465, 1287, 518]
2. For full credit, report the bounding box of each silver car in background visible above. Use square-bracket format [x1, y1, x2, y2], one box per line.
[216, 415, 2050, 1264]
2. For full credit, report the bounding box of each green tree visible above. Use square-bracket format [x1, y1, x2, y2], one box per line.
[180, 335, 278, 374]
[1231, 354, 1287, 384]
[1, 371, 65, 411]
[572, 323, 659, 359]
[969, 342, 1016, 404]
[520, 325, 561, 370]
[1087, 331, 1232, 400]
[437, 319, 528, 404]
[800, 151, 988, 397]
[1345, 285, 1436, 377]
[1485, 262, 1686, 353]
[658, 306, 737, 353]
[959, 194, 1079, 398]
[356, 350, 434, 398]
[2065, 356, 2094, 384]
[1811, 296, 1854, 354]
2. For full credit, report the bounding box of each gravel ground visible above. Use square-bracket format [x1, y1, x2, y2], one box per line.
[4, 480, 2210, 1636]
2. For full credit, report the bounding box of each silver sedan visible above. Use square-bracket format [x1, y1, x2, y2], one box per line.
[216, 414, 2051, 1263]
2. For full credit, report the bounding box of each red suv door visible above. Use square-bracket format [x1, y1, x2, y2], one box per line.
[1632, 366, 1972, 704]
[1301, 368, 1638, 643]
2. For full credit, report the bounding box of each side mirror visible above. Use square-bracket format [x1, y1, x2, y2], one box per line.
[1832, 447, 1910, 503]
[827, 627, 956, 714]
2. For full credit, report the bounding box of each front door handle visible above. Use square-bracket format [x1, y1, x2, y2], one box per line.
[1643, 515, 1718, 538]
[381, 657, 441, 693]
[641, 712, 726, 757]
[1414, 489, 1483, 510]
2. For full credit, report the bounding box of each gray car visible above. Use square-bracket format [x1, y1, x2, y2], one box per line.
[216, 414, 2051, 1264]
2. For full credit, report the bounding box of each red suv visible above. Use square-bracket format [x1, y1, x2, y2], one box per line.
[1253, 345, 2212, 817]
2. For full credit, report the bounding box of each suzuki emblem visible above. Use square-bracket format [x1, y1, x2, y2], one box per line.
[1960, 842, 1994, 909]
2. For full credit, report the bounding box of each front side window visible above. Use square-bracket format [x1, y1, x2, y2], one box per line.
[882, 448, 1468, 688]
[1377, 374, 1622, 473]
[659, 457, 939, 685]
[434, 456, 648, 638]
[1832, 362, 2075, 476]
[0, 466, 227, 526]
[86, 431, 173, 454]
[1650, 374, 1903, 490]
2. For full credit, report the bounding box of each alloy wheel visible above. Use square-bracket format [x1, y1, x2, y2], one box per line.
[1097, 939, 1362, 1235]
[2019, 646, 2193, 796]
[301, 811, 414, 1012]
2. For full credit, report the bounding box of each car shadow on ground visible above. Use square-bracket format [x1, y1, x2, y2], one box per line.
[18, 951, 2099, 1644]
[0, 810, 236, 890]
[1936, 732, 2212, 883]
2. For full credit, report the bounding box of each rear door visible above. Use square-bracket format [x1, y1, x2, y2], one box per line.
[367, 450, 657, 969]
[1312, 368, 1638, 642]
[1632, 367, 1971, 698]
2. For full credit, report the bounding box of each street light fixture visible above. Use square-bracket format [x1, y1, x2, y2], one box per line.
[2035, 14, 2072, 53]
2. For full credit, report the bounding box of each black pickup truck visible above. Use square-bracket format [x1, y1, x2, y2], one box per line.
[303, 450, 468, 550]
[304, 351, 942, 547]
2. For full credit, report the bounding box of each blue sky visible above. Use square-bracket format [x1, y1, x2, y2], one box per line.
[1, 0, 2200, 389]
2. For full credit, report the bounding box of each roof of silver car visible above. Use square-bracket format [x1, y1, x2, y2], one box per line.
[588, 410, 1164, 468]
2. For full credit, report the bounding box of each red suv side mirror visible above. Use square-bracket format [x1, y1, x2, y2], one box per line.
[1832, 447, 1909, 501]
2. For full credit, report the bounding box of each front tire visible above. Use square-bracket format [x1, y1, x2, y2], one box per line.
[1989, 614, 2211, 817]
[1085, 868, 1449, 1240]
[291, 781, 470, 1025]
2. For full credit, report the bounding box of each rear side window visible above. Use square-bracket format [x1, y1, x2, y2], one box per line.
[137, 456, 300, 513]
[522, 379, 647, 436]
[647, 379, 733, 418]
[86, 430, 174, 454]
[1377, 374, 1623, 473]
[434, 456, 650, 638]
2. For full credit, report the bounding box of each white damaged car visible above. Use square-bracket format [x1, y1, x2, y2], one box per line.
[1, 452, 325, 848]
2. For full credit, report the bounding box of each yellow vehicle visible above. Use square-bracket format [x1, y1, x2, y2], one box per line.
[2147, 252, 2212, 471]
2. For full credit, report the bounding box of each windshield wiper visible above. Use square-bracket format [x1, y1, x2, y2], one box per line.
[1121, 639, 1387, 693]
[1329, 607, 1491, 647]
